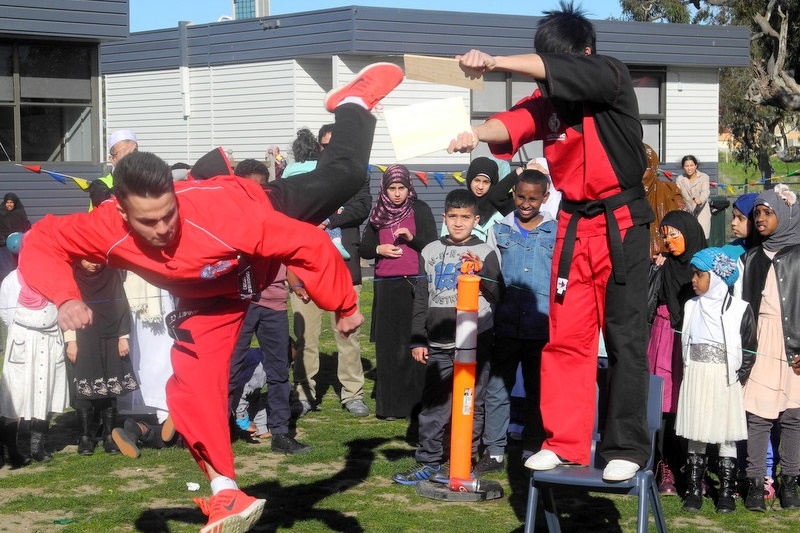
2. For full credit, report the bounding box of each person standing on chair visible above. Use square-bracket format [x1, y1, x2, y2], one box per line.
[449, 2, 653, 481]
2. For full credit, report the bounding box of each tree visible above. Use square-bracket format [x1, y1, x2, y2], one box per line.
[619, 0, 691, 22]
[720, 66, 788, 179]
[722, 1, 799, 173]
[620, 1, 800, 171]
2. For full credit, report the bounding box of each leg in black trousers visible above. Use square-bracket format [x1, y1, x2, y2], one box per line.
[600, 223, 652, 466]
[266, 104, 376, 225]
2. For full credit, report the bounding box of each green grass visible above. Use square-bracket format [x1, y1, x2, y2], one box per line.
[717, 154, 800, 190]
[2, 281, 799, 532]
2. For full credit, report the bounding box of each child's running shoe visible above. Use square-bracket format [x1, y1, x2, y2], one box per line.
[195, 489, 265, 533]
[392, 462, 441, 486]
[324, 63, 404, 112]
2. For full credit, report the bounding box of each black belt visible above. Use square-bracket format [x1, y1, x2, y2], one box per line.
[165, 309, 199, 343]
[556, 184, 645, 298]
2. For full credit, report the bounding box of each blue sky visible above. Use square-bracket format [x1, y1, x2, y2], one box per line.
[130, 1, 624, 32]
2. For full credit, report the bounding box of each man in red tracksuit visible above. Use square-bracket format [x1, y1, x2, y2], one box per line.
[449, 5, 653, 482]
[18, 62, 404, 533]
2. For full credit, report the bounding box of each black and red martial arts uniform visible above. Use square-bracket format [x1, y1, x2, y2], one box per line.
[488, 54, 654, 467]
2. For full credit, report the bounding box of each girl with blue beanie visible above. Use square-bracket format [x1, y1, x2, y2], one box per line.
[675, 248, 756, 513]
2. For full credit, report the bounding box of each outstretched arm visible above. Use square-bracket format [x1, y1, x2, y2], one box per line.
[456, 50, 546, 80]
[448, 50, 545, 154]
[448, 119, 511, 154]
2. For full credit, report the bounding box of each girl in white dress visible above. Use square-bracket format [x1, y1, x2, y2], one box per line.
[676, 248, 756, 513]
[0, 269, 69, 464]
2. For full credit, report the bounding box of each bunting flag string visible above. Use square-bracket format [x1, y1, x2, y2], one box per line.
[367, 165, 471, 187]
[656, 167, 800, 195]
[16, 164, 92, 191]
[364, 164, 795, 191]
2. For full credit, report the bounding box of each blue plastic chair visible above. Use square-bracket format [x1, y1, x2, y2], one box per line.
[523, 373, 667, 533]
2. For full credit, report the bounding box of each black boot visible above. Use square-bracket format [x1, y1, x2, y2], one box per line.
[779, 474, 800, 510]
[682, 453, 707, 512]
[715, 457, 737, 513]
[101, 406, 119, 455]
[0, 418, 30, 468]
[744, 477, 766, 512]
[76, 408, 95, 456]
[112, 418, 145, 459]
[29, 419, 53, 463]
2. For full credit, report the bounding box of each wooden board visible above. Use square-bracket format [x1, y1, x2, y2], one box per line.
[403, 54, 484, 90]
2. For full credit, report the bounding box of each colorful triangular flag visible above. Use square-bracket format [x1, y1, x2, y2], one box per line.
[17, 164, 92, 190]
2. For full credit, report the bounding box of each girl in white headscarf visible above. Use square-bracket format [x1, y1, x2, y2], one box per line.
[676, 248, 756, 513]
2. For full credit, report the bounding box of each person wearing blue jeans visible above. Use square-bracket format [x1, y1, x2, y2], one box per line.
[481, 170, 555, 474]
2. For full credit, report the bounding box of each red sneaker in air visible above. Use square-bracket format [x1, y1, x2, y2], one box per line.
[324, 62, 404, 112]
[195, 489, 265, 533]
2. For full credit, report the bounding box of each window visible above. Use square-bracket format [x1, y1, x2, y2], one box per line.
[0, 40, 97, 162]
[631, 70, 666, 156]
[470, 72, 540, 162]
[468, 68, 666, 160]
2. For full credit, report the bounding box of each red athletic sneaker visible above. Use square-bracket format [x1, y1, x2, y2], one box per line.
[195, 489, 265, 533]
[324, 62, 404, 112]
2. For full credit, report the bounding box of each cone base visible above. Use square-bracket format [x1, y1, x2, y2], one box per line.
[415, 480, 504, 502]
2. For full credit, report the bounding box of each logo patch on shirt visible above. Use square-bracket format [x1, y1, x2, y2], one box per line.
[546, 113, 567, 142]
[548, 113, 561, 134]
[201, 260, 234, 279]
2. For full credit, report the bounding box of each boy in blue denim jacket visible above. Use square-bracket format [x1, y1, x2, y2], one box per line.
[476, 169, 556, 474]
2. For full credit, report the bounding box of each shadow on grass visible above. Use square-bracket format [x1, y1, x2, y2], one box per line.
[134, 437, 389, 532]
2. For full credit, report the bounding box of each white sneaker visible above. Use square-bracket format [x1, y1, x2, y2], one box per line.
[602, 459, 640, 481]
[524, 449, 564, 471]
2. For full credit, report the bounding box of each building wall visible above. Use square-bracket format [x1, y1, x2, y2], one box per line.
[0, 1, 129, 221]
[294, 58, 331, 138]
[105, 56, 730, 229]
[106, 61, 297, 166]
[105, 55, 469, 164]
[0, 0, 128, 41]
[663, 67, 720, 178]
[105, 54, 476, 227]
